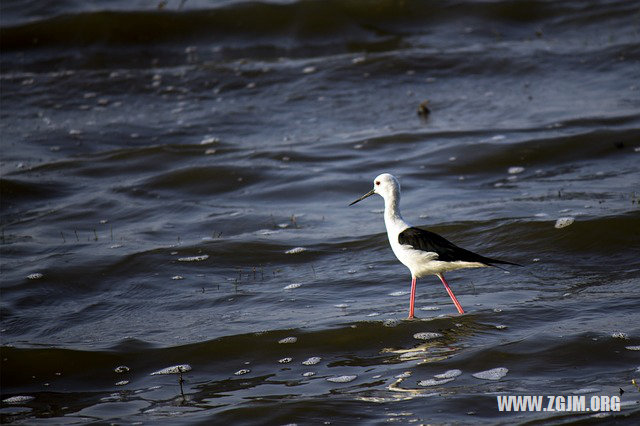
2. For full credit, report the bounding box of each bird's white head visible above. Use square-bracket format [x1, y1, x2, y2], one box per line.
[349, 173, 400, 206]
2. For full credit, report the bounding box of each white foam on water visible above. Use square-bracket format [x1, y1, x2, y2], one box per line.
[612, 331, 628, 339]
[278, 336, 297, 344]
[302, 357, 321, 365]
[472, 367, 508, 380]
[334, 303, 349, 308]
[434, 369, 462, 379]
[150, 364, 192, 375]
[554, 217, 575, 229]
[27, 273, 43, 280]
[171, 275, 184, 280]
[285, 247, 307, 254]
[302, 372, 315, 377]
[114, 365, 130, 373]
[3, 395, 34, 404]
[389, 290, 409, 296]
[234, 369, 250, 375]
[508, 166, 525, 174]
[625, 345, 640, 351]
[418, 378, 455, 386]
[283, 283, 301, 290]
[571, 387, 600, 394]
[177, 255, 209, 262]
[413, 332, 443, 340]
[115, 380, 129, 386]
[420, 306, 440, 311]
[278, 357, 293, 364]
[327, 375, 357, 383]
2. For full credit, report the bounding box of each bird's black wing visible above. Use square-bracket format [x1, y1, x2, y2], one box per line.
[398, 227, 520, 266]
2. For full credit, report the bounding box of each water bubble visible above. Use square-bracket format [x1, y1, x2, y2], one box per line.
[434, 369, 462, 379]
[285, 247, 307, 254]
[150, 364, 192, 375]
[278, 337, 297, 344]
[554, 217, 575, 229]
[413, 332, 443, 340]
[327, 375, 357, 383]
[302, 66, 316, 74]
[472, 367, 508, 380]
[302, 357, 321, 365]
[178, 255, 209, 262]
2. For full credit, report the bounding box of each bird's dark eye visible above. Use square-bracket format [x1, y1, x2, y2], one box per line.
[375, 181, 380, 186]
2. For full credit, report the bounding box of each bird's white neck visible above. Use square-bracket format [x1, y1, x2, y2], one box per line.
[383, 192, 410, 233]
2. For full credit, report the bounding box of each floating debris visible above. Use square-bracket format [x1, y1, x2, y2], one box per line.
[302, 357, 321, 365]
[434, 369, 462, 379]
[285, 247, 307, 254]
[234, 369, 250, 376]
[418, 378, 455, 386]
[508, 166, 525, 174]
[150, 364, 192, 375]
[327, 375, 357, 383]
[177, 255, 209, 262]
[472, 367, 508, 381]
[283, 283, 302, 290]
[27, 273, 43, 280]
[278, 357, 293, 364]
[302, 372, 315, 377]
[554, 217, 575, 229]
[413, 332, 443, 340]
[417, 100, 430, 116]
[114, 365, 130, 373]
[278, 336, 297, 344]
[171, 275, 184, 280]
[625, 345, 640, 351]
[115, 380, 129, 386]
[3, 395, 34, 404]
[495, 325, 508, 330]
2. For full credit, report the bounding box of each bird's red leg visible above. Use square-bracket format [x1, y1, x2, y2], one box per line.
[408, 276, 417, 319]
[438, 273, 465, 314]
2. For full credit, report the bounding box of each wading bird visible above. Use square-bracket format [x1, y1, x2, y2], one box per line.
[350, 173, 519, 318]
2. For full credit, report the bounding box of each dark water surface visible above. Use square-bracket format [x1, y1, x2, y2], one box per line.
[2, 0, 640, 423]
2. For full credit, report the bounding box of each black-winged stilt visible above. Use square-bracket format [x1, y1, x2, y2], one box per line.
[349, 173, 519, 319]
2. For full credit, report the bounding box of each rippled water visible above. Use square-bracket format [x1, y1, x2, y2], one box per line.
[2, 0, 640, 423]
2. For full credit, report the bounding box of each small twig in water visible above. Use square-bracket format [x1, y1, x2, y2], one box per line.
[93, 228, 98, 241]
[74, 230, 79, 242]
[60, 231, 66, 243]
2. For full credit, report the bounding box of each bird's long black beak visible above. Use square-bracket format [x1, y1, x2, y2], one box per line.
[349, 189, 375, 206]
